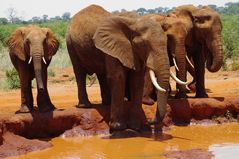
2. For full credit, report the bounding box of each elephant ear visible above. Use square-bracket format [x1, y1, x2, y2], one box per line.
[93, 16, 137, 70]
[42, 28, 59, 59]
[7, 27, 26, 61]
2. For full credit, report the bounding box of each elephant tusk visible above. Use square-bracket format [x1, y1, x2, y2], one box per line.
[149, 69, 166, 93]
[173, 57, 179, 71]
[170, 70, 191, 85]
[28, 56, 32, 64]
[186, 55, 194, 69]
[42, 57, 47, 65]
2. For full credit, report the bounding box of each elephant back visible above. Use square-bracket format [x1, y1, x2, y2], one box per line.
[68, 5, 111, 46]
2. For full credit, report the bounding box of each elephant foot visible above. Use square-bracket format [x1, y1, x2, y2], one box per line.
[142, 96, 155, 105]
[195, 93, 208, 98]
[175, 92, 188, 99]
[127, 119, 141, 131]
[109, 121, 127, 132]
[18, 104, 34, 113]
[38, 103, 56, 113]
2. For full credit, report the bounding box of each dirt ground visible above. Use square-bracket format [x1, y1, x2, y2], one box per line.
[0, 68, 239, 114]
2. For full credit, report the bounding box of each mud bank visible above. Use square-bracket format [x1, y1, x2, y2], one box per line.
[0, 97, 239, 158]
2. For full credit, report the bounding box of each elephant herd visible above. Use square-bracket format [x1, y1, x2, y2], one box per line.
[7, 4, 223, 131]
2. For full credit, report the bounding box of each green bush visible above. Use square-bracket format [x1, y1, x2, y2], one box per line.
[0, 24, 20, 47]
[5, 68, 20, 89]
[221, 14, 239, 68]
[48, 68, 56, 77]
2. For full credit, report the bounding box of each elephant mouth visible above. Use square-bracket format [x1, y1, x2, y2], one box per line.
[149, 69, 190, 92]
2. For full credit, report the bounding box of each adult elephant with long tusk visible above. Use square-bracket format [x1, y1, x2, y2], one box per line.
[66, 5, 170, 131]
[7, 25, 59, 113]
[142, 14, 191, 105]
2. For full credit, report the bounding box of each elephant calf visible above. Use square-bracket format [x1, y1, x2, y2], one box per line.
[7, 25, 59, 113]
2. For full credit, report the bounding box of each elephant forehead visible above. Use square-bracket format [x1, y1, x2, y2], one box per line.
[196, 9, 219, 18]
[27, 31, 46, 40]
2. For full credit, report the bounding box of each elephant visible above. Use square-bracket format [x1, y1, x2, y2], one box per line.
[172, 5, 224, 98]
[66, 5, 170, 131]
[142, 14, 191, 105]
[7, 25, 59, 113]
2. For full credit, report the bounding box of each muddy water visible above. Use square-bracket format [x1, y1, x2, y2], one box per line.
[8, 123, 239, 159]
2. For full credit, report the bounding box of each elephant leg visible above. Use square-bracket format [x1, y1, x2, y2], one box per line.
[97, 74, 111, 106]
[68, 49, 91, 107]
[193, 51, 208, 98]
[76, 72, 91, 107]
[128, 68, 145, 131]
[142, 68, 155, 105]
[106, 55, 127, 131]
[18, 64, 34, 113]
[37, 67, 55, 112]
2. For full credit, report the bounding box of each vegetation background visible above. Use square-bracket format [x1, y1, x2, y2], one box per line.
[0, 2, 239, 89]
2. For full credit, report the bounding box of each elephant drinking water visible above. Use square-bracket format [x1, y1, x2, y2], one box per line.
[66, 5, 170, 131]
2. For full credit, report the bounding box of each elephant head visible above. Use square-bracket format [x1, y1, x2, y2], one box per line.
[152, 15, 189, 85]
[7, 25, 59, 90]
[193, 6, 223, 72]
[93, 16, 170, 121]
[175, 5, 223, 72]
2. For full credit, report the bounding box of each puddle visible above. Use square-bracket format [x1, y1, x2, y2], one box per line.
[8, 123, 239, 159]
[209, 143, 239, 159]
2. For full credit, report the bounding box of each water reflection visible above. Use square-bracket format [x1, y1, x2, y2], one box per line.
[209, 143, 239, 159]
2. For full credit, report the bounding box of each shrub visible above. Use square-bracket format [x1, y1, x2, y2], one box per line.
[221, 14, 239, 64]
[48, 68, 56, 77]
[5, 68, 20, 89]
[0, 24, 20, 47]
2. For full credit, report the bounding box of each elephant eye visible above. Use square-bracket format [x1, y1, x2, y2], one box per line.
[194, 16, 211, 24]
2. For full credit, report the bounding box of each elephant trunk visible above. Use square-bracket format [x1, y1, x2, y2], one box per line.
[174, 37, 187, 84]
[155, 69, 169, 122]
[153, 50, 170, 122]
[206, 34, 223, 72]
[32, 51, 44, 91]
